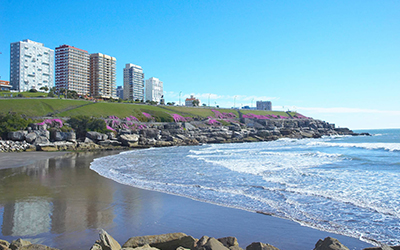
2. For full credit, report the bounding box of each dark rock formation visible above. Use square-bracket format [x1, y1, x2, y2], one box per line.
[314, 237, 349, 250]
[246, 242, 280, 250]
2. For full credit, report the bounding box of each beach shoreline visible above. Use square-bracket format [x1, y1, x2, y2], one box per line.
[0, 150, 374, 250]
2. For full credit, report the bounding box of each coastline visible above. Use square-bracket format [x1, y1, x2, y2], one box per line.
[0, 150, 374, 250]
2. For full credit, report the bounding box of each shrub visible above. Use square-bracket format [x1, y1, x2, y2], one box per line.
[68, 115, 107, 138]
[0, 112, 32, 139]
[29, 88, 38, 93]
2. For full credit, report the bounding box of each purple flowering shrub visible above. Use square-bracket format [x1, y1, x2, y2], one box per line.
[106, 125, 116, 132]
[171, 114, 192, 122]
[293, 113, 310, 119]
[212, 109, 236, 119]
[106, 114, 149, 131]
[142, 112, 152, 119]
[38, 118, 63, 128]
[242, 113, 271, 120]
[208, 118, 221, 126]
[126, 115, 139, 122]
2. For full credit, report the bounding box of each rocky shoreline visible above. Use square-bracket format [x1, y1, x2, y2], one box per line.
[0, 118, 369, 153]
[0, 230, 397, 250]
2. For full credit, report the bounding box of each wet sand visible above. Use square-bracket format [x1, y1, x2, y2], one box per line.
[0, 151, 373, 250]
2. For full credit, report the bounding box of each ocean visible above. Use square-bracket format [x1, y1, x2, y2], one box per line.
[90, 129, 400, 246]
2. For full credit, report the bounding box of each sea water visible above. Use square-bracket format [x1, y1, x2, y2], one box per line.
[90, 129, 400, 246]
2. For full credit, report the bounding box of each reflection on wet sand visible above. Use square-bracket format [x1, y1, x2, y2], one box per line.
[0, 152, 118, 243]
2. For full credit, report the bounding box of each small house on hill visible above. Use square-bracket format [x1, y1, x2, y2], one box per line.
[185, 95, 200, 107]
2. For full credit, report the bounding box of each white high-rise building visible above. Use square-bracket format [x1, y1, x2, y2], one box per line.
[55, 44, 90, 96]
[90, 53, 117, 99]
[145, 77, 163, 103]
[123, 63, 144, 101]
[10, 39, 54, 92]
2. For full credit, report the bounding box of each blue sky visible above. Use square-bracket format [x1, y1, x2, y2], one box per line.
[1, 0, 399, 129]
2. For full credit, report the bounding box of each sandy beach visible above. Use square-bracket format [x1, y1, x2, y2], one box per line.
[0, 151, 373, 250]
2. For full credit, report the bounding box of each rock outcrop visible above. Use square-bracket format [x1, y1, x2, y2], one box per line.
[0, 116, 369, 152]
[314, 237, 349, 250]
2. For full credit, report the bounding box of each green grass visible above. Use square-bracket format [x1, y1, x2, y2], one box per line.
[0, 98, 304, 120]
[240, 109, 296, 117]
[0, 99, 92, 117]
[0, 91, 50, 98]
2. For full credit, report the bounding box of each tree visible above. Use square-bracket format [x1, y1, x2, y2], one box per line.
[192, 99, 200, 106]
[202, 103, 207, 106]
[67, 90, 79, 99]
[40, 86, 49, 92]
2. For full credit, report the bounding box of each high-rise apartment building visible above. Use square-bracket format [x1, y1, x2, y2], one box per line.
[123, 63, 144, 101]
[145, 77, 163, 103]
[90, 53, 116, 99]
[116, 86, 124, 99]
[55, 45, 90, 96]
[10, 39, 54, 92]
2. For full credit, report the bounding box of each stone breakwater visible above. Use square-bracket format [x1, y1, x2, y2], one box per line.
[0, 118, 369, 152]
[0, 230, 398, 250]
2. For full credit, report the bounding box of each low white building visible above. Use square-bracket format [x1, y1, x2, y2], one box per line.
[185, 95, 200, 107]
[10, 39, 54, 92]
[145, 77, 163, 103]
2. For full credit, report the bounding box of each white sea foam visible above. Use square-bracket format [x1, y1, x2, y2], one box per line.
[307, 142, 400, 152]
[90, 130, 400, 246]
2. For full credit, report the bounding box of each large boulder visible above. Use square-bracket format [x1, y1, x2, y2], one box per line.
[25, 132, 37, 143]
[183, 122, 197, 131]
[218, 237, 239, 248]
[97, 229, 121, 250]
[86, 132, 108, 141]
[10, 239, 32, 250]
[122, 233, 195, 250]
[201, 238, 229, 250]
[33, 136, 50, 145]
[139, 129, 160, 139]
[34, 130, 50, 139]
[313, 237, 349, 250]
[0, 240, 10, 250]
[51, 131, 76, 142]
[8, 131, 26, 141]
[119, 134, 140, 146]
[246, 242, 280, 250]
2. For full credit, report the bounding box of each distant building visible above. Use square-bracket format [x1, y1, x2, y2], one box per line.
[55, 44, 90, 96]
[116, 86, 124, 99]
[256, 101, 272, 111]
[145, 77, 163, 103]
[185, 95, 200, 107]
[0, 80, 11, 91]
[90, 53, 117, 99]
[10, 39, 54, 92]
[123, 63, 144, 101]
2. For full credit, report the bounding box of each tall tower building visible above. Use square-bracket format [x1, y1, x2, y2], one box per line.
[55, 45, 90, 96]
[10, 39, 54, 92]
[145, 77, 163, 103]
[89, 53, 116, 99]
[123, 63, 144, 101]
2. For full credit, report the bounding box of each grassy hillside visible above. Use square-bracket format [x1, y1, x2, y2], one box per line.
[0, 91, 49, 98]
[0, 98, 301, 120]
